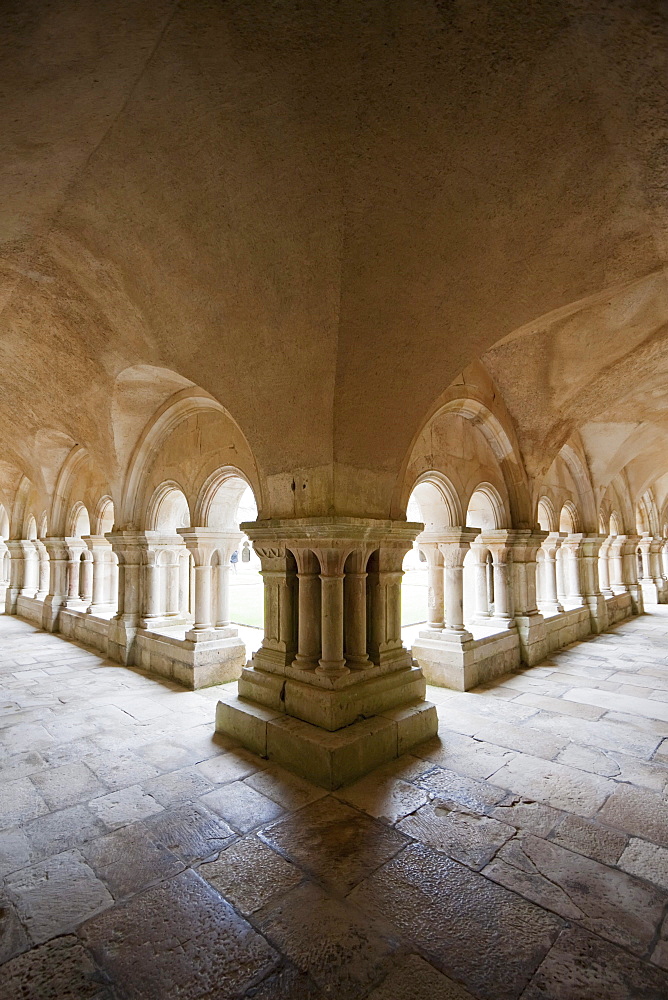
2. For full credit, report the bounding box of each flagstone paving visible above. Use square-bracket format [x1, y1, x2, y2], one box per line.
[1, 609, 668, 998]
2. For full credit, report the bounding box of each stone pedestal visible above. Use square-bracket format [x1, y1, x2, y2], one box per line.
[215, 517, 437, 788]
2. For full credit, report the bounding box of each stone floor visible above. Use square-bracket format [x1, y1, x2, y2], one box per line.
[1, 612, 668, 1000]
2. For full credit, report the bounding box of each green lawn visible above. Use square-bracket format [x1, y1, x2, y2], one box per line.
[228, 580, 427, 629]
[228, 582, 264, 628]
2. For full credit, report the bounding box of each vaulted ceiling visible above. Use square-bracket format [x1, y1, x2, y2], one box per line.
[1, 0, 667, 515]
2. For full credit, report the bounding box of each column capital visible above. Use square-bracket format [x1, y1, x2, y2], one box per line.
[241, 515, 422, 548]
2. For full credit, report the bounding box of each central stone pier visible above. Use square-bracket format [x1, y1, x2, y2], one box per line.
[216, 516, 437, 788]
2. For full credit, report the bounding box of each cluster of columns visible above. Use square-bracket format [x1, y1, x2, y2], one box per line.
[232, 517, 426, 726]
[216, 516, 437, 788]
[103, 528, 241, 660]
[414, 527, 668, 667]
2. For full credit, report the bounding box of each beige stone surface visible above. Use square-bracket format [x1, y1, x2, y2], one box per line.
[367, 955, 477, 1000]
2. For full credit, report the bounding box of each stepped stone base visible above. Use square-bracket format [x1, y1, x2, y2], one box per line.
[216, 693, 437, 789]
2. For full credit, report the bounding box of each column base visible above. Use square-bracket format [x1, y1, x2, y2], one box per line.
[238, 660, 428, 731]
[584, 594, 609, 633]
[411, 628, 520, 691]
[107, 615, 139, 664]
[216, 693, 437, 790]
[514, 613, 547, 666]
[135, 630, 246, 688]
[42, 596, 66, 632]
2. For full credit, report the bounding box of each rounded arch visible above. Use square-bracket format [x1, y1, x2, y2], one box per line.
[94, 496, 115, 536]
[466, 483, 506, 530]
[609, 510, 623, 536]
[558, 443, 598, 532]
[68, 502, 91, 538]
[559, 500, 581, 534]
[194, 467, 257, 530]
[395, 389, 531, 527]
[121, 389, 262, 528]
[38, 512, 48, 539]
[406, 472, 462, 532]
[25, 515, 37, 540]
[146, 482, 191, 532]
[0, 504, 9, 540]
[50, 445, 90, 536]
[537, 496, 557, 533]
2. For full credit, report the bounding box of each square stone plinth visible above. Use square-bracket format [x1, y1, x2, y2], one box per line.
[216, 695, 437, 789]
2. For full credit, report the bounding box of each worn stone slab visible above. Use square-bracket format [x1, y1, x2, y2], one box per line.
[523, 927, 668, 999]
[398, 801, 514, 869]
[367, 954, 477, 1000]
[0, 777, 48, 830]
[199, 780, 284, 834]
[336, 774, 429, 824]
[483, 834, 665, 955]
[418, 767, 506, 813]
[80, 869, 278, 999]
[618, 837, 668, 891]
[490, 754, 614, 816]
[82, 823, 185, 899]
[551, 813, 628, 865]
[257, 881, 395, 1000]
[261, 796, 408, 892]
[24, 805, 107, 861]
[0, 935, 113, 1000]
[29, 762, 106, 811]
[5, 850, 113, 943]
[143, 801, 236, 864]
[349, 842, 563, 1000]
[597, 784, 668, 847]
[88, 784, 164, 830]
[244, 762, 328, 811]
[199, 836, 302, 914]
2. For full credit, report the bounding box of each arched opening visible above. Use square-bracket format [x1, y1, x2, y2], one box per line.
[537, 497, 556, 533]
[400, 477, 459, 644]
[559, 501, 579, 534]
[200, 473, 263, 654]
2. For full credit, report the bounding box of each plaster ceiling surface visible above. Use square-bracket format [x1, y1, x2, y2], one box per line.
[0, 0, 667, 512]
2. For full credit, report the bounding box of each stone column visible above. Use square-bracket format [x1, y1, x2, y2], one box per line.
[508, 530, 547, 665]
[140, 547, 164, 628]
[343, 547, 371, 668]
[5, 540, 29, 612]
[177, 529, 226, 641]
[662, 540, 668, 581]
[438, 529, 477, 638]
[179, 551, 191, 619]
[480, 531, 515, 628]
[79, 552, 93, 605]
[560, 535, 585, 609]
[217, 517, 435, 790]
[0, 539, 9, 608]
[538, 533, 563, 616]
[19, 540, 39, 598]
[106, 532, 144, 663]
[598, 536, 614, 597]
[41, 538, 71, 630]
[63, 539, 86, 608]
[649, 538, 668, 603]
[210, 531, 242, 630]
[293, 548, 322, 669]
[420, 541, 444, 631]
[83, 536, 114, 614]
[621, 535, 644, 614]
[34, 540, 50, 599]
[313, 546, 348, 677]
[579, 535, 609, 633]
[609, 535, 627, 594]
[468, 542, 492, 623]
[638, 534, 661, 605]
